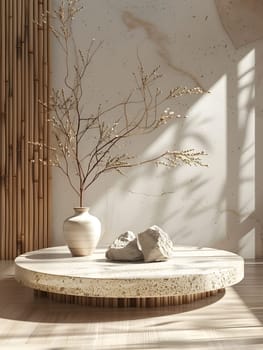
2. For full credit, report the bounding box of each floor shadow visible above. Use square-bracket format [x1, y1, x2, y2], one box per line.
[233, 261, 263, 325]
[0, 276, 225, 323]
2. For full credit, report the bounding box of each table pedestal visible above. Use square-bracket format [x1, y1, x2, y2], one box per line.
[34, 288, 225, 308]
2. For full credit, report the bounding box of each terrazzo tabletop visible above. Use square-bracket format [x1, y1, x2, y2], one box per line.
[15, 246, 244, 298]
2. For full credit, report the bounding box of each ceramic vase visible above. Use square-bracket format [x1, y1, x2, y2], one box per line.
[63, 207, 101, 257]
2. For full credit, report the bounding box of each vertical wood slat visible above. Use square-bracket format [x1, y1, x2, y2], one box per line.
[47, 0, 51, 248]
[20, 0, 25, 255]
[43, 0, 49, 248]
[23, 0, 29, 253]
[33, 0, 39, 250]
[12, 0, 17, 259]
[38, 0, 44, 250]
[4, 0, 8, 260]
[0, 0, 50, 260]
[0, 0, 6, 259]
[8, 0, 13, 259]
[16, 0, 22, 257]
[28, 0, 34, 253]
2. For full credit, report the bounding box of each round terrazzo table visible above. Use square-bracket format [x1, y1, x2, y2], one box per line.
[15, 246, 244, 308]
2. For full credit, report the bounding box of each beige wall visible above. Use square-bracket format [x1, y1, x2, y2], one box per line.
[51, 0, 263, 258]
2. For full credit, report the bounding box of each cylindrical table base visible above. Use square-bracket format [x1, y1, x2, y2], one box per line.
[34, 288, 225, 308]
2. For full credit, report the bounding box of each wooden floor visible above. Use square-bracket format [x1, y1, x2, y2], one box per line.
[0, 261, 262, 349]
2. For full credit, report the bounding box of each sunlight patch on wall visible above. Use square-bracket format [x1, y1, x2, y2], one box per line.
[237, 49, 255, 257]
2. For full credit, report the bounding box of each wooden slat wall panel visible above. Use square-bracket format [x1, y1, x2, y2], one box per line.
[0, 0, 51, 259]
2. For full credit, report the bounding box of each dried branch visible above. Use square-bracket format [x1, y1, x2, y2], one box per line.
[34, 0, 207, 207]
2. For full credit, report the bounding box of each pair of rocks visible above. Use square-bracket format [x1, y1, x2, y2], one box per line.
[105, 225, 174, 262]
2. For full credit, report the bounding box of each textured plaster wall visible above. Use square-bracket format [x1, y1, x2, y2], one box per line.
[51, 0, 263, 258]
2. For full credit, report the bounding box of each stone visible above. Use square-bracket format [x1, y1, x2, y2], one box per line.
[105, 231, 144, 261]
[138, 225, 174, 262]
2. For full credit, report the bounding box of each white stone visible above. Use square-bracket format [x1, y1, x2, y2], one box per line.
[105, 231, 143, 261]
[138, 225, 174, 262]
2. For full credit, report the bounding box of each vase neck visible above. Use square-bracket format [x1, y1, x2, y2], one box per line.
[74, 207, 90, 214]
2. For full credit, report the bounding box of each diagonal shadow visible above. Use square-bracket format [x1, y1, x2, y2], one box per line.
[0, 276, 224, 323]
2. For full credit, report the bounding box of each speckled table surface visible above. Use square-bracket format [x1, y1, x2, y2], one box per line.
[15, 246, 244, 298]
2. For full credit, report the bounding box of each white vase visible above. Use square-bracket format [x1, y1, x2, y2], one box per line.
[63, 207, 101, 257]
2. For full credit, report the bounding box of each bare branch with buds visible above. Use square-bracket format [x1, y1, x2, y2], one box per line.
[32, 0, 207, 207]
